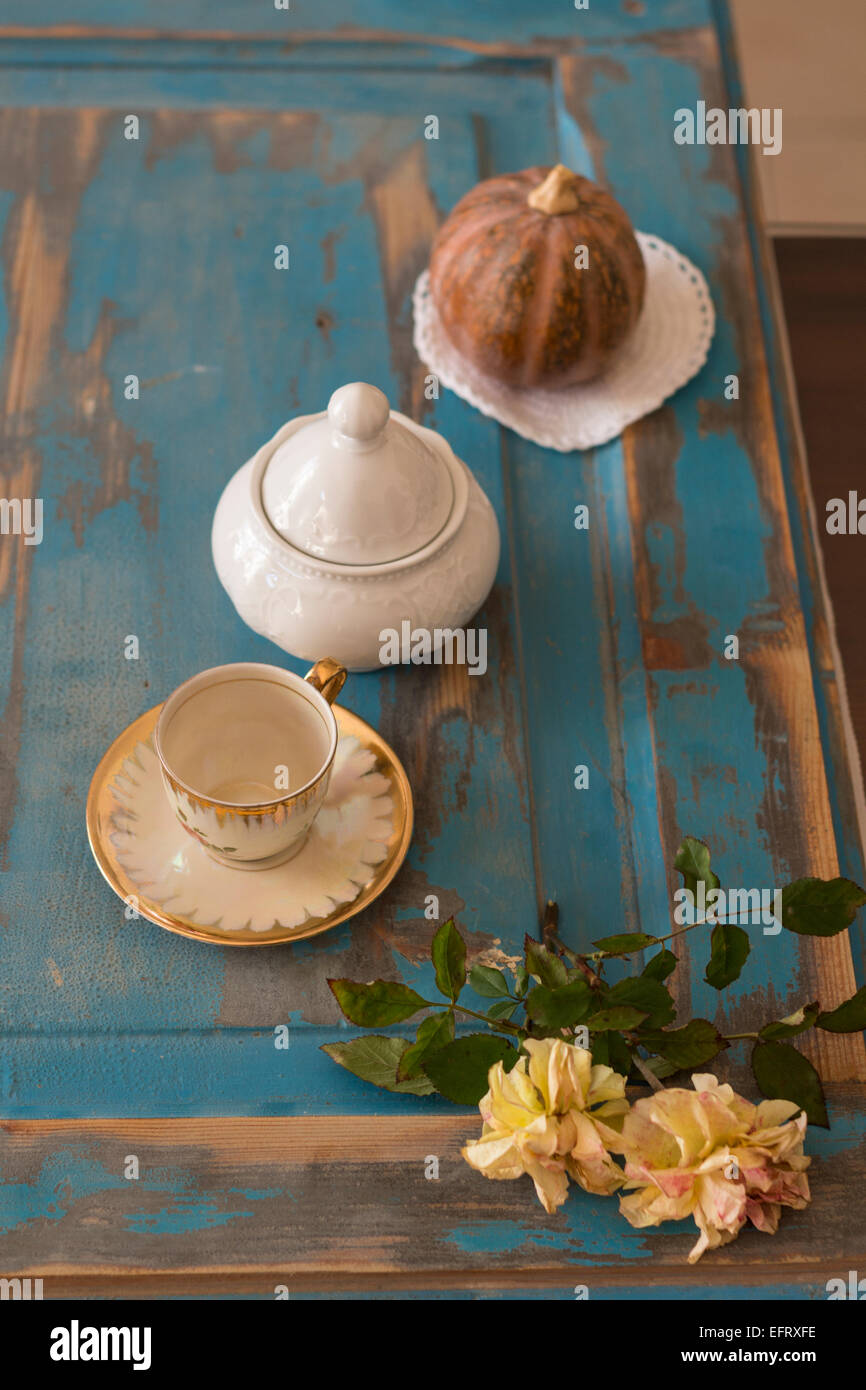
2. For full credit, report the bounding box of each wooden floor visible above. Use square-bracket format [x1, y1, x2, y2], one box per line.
[775, 238, 866, 799]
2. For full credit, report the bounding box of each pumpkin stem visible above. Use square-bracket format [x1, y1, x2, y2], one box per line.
[527, 164, 580, 215]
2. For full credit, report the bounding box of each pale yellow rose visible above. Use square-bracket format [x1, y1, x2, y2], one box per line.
[461, 1039, 628, 1213]
[611, 1072, 810, 1262]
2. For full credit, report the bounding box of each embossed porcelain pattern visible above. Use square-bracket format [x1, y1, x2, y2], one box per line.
[212, 382, 500, 671]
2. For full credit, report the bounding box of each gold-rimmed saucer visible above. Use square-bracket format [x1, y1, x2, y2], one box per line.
[86, 702, 413, 946]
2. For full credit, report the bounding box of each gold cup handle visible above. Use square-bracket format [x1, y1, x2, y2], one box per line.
[305, 656, 347, 706]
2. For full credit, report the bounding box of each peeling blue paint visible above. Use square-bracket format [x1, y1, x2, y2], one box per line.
[0, 4, 862, 1292]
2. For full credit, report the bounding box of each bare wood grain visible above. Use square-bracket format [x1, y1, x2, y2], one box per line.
[0, 109, 110, 868]
[9, 1266, 850, 1297]
[2, 1104, 864, 1289]
[0, 25, 700, 58]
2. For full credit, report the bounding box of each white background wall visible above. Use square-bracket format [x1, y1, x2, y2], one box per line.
[730, 0, 866, 233]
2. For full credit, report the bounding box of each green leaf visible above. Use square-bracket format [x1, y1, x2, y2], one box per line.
[328, 978, 428, 1027]
[524, 935, 569, 989]
[590, 1029, 633, 1077]
[469, 963, 511, 998]
[486, 999, 518, 1022]
[431, 918, 467, 1001]
[513, 964, 529, 997]
[760, 1003, 820, 1041]
[751, 1040, 829, 1128]
[423, 1034, 519, 1105]
[780, 878, 866, 937]
[321, 1036, 435, 1096]
[643, 1055, 680, 1080]
[639, 1019, 728, 1069]
[396, 1012, 455, 1081]
[587, 1005, 648, 1032]
[817, 985, 866, 1033]
[704, 921, 751, 989]
[592, 932, 660, 956]
[642, 949, 677, 982]
[674, 836, 720, 898]
[606, 976, 676, 1027]
[525, 979, 594, 1030]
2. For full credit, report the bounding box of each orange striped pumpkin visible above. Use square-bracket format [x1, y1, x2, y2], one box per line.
[429, 164, 646, 390]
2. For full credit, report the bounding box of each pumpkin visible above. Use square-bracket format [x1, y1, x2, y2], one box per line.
[428, 164, 646, 390]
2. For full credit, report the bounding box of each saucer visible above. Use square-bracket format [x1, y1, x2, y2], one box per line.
[86, 702, 413, 946]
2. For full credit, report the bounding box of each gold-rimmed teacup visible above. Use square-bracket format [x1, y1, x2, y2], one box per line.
[153, 657, 347, 870]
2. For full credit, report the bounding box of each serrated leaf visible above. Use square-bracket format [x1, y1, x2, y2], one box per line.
[524, 935, 569, 989]
[780, 878, 866, 937]
[817, 985, 866, 1033]
[431, 918, 467, 1001]
[396, 1011, 455, 1081]
[486, 999, 518, 1021]
[606, 976, 676, 1027]
[587, 1006, 649, 1032]
[321, 1037, 435, 1096]
[422, 1034, 519, 1105]
[674, 836, 720, 898]
[751, 1040, 829, 1128]
[525, 979, 594, 1029]
[639, 1019, 728, 1069]
[328, 978, 428, 1027]
[704, 921, 751, 989]
[642, 949, 677, 982]
[592, 932, 660, 956]
[469, 963, 511, 998]
[760, 1003, 820, 1041]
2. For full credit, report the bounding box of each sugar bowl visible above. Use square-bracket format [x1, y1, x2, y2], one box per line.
[211, 382, 500, 671]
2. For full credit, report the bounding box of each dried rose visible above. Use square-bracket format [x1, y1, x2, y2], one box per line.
[461, 1039, 628, 1212]
[612, 1072, 810, 1262]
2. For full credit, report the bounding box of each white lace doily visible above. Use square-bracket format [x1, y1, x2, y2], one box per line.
[109, 733, 394, 933]
[413, 232, 715, 451]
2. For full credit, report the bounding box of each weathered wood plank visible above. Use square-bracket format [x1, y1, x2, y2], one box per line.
[0, 1273, 840, 1299]
[2, 1098, 864, 1287]
[0, 0, 712, 47]
[554, 32, 865, 1079]
[713, 2, 866, 900]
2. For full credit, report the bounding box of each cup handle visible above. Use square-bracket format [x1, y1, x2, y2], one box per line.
[305, 657, 347, 706]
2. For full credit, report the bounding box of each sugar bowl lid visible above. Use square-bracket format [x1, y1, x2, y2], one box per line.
[260, 382, 455, 565]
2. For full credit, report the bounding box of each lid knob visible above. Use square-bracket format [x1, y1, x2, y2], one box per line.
[327, 382, 390, 451]
[261, 380, 455, 565]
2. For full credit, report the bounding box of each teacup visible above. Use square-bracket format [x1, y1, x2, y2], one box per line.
[153, 657, 347, 870]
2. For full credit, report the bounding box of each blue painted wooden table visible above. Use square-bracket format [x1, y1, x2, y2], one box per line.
[1, 0, 864, 1296]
